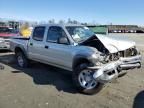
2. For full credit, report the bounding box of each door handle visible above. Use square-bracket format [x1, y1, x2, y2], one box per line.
[45, 46, 49, 49]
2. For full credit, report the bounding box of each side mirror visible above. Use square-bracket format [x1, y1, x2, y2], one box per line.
[57, 37, 69, 45]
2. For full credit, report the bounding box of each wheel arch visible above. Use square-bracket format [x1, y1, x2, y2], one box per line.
[15, 46, 27, 57]
[72, 56, 91, 71]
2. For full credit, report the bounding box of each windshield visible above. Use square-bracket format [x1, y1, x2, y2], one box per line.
[66, 26, 95, 43]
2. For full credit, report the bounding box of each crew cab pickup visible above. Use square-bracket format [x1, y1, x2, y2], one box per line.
[10, 24, 142, 94]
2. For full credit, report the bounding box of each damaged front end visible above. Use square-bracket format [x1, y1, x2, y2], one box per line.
[88, 54, 141, 83]
[88, 46, 142, 83]
[81, 35, 142, 84]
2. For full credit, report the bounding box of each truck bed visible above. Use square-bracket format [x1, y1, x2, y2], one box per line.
[10, 36, 30, 52]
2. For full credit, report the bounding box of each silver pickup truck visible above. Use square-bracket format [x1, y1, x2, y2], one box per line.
[10, 24, 142, 95]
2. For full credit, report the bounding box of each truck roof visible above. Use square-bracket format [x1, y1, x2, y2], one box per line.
[35, 24, 84, 27]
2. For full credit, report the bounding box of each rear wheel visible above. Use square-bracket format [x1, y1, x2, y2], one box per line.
[73, 63, 103, 95]
[15, 51, 29, 68]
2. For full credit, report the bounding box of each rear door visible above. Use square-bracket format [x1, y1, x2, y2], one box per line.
[28, 26, 46, 61]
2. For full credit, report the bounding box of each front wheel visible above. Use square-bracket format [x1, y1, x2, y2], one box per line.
[73, 64, 103, 95]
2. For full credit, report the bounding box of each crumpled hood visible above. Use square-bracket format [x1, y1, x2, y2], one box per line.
[96, 34, 136, 53]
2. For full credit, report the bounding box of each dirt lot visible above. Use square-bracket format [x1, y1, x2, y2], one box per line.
[0, 34, 144, 108]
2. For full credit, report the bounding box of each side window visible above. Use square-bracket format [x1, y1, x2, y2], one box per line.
[47, 26, 67, 42]
[33, 26, 45, 41]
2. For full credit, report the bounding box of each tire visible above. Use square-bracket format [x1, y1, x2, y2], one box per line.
[15, 51, 29, 68]
[72, 63, 103, 95]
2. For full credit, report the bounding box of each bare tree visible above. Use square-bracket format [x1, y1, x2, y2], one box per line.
[21, 22, 30, 29]
[72, 20, 79, 24]
[48, 19, 55, 24]
[39, 21, 47, 24]
[59, 20, 65, 24]
[81, 22, 88, 26]
[67, 18, 72, 24]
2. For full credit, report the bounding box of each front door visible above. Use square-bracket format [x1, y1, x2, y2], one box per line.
[43, 26, 73, 70]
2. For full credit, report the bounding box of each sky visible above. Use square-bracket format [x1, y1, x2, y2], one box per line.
[0, 0, 144, 25]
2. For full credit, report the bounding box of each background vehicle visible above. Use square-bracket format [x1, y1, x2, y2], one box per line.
[10, 24, 141, 95]
[0, 26, 19, 50]
[20, 24, 33, 38]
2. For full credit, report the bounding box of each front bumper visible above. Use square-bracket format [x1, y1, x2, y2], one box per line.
[88, 55, 142, 83]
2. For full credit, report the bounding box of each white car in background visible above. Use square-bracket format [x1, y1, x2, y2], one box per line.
[0, 26, 19, 50]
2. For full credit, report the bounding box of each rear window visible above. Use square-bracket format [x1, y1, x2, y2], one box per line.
[33, 26, 45, 41]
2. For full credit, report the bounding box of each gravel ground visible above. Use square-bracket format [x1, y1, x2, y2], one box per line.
[0, 34, 144, 108]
